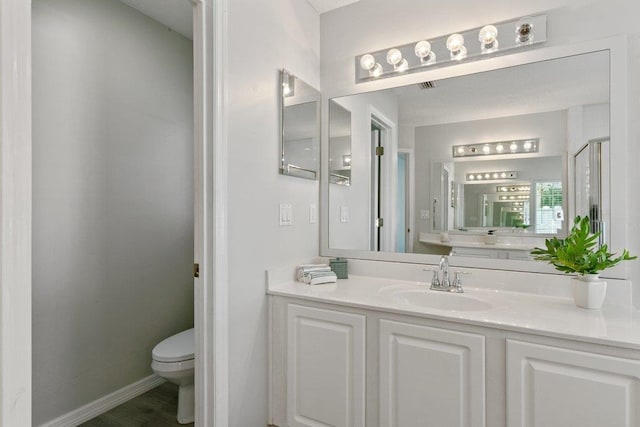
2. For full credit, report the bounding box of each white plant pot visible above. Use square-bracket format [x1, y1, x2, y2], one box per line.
[571, 274, 607, 309]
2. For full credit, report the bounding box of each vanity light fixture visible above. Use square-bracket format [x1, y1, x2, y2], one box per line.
[512, 201, 524, 206]
[453, 138, 539, 158]
[466, 171, 518, 181]
[342, 154, 352, 167]
[355, 14, 547, 83]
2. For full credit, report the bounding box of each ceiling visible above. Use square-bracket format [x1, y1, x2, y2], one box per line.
[394, 50, 610, 127]
[118, 0, 359, 39]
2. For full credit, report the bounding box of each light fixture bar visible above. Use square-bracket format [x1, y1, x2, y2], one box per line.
[499, 194, 530, 201]
[466, 171, 518, 182]
[355, 14, 547, 83]
[453, 138, 539, 158]
[497, 185, 531, 192]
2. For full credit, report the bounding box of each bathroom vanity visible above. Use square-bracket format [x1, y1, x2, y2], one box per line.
[267, 267, 640, 427]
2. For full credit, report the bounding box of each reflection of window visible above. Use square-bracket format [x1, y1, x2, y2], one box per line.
[535, 182, 563, 234]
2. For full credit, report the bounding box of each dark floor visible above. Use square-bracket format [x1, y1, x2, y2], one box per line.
[80, 382, 193, 427]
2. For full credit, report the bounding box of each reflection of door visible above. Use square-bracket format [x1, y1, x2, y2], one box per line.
[575, 138, 609, 246]
[371, 123, 383, 251]
[396, 152, 410, 252]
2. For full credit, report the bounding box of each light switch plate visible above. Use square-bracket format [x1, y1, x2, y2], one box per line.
[309, 204, 317, 224]
[340, 206, 349, 223]
[279, 204, 292, 226]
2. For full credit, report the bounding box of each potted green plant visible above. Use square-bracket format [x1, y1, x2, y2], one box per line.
[531, 216, 636, 309]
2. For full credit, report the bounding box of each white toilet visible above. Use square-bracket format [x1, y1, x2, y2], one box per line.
[151, 328, 195, 424]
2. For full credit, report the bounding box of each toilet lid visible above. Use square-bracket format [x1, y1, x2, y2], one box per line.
[152, 328, 195, 362]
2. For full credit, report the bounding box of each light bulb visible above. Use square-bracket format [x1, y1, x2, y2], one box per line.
[386, 48, 403, 66]
[479, 25, 499, 52]
[370, 63, 383, 78]
[510, 142, 518, 152]
[484, 173, 490, 179]
[360, 54, 376, 71]
[523, 141, 532, 150]
[482, 145, 491, 154]
[395, 58, 409, 72]
[414, 40, 436, 64]
[493, 173, 499, 179]
[476, 174, 482, 180]
[516, 22, 533, 44]
[468, 175, 475, 180]
[457, 147, 465, 154]
[446, 34, 467, 60]
[500, 172, 507, 178]
[495, 144, 504, 153]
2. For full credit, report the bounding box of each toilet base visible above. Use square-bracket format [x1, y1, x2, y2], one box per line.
[177, 383, 195, 424]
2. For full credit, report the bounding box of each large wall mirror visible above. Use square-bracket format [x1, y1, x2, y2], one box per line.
[280, 69, 321, 180]
[323, 47, 619, 271]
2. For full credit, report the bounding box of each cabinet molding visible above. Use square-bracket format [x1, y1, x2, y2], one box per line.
[507, 339, 640, 427]
[287, 304, 366, 427]
[379, 320, 486, 427]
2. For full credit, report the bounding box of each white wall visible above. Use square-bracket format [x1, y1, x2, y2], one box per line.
[226, 0, 320, 425]
[321, 0, 640, 306]
[32, 0, 194, 423]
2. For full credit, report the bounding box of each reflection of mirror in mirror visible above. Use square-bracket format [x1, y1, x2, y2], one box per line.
[329, 100, 352, 186]
[280, 69, 320, 180]
[327, 50, 609, 260]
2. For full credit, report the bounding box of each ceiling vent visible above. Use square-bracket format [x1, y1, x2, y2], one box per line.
[418, 81, 436, 89]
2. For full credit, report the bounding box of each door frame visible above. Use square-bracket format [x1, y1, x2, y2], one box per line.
[0, 0, 228, 425]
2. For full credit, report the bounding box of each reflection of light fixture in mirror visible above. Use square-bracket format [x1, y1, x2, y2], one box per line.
[342, 154, 352, 167]
[499, 194, 530, 200]
[516, 20, 533, 45]
[497, 185, 531, 192]
[453, 138, 539, 157]
[446, 33, 467, 60]
[355, 14, 546, 82]
[466, 171, 518, 181]
[414, 40, 436, 65]
[282, 70, 295, 97]
[479, 25, 499, 53]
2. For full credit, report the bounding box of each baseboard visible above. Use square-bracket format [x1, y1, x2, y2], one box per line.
[40, 374, 166, 427]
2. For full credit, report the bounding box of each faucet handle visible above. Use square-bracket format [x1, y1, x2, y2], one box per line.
[423, 268, 440, 288]
[451, 271, 470, 293]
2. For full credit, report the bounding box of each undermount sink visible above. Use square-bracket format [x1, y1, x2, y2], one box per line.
[393, 289, 492, 312]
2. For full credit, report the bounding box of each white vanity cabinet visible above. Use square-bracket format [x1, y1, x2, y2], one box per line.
[506, 340, 640, 427]
[379, 320, 486, 427]
[286, 304, 366, 427]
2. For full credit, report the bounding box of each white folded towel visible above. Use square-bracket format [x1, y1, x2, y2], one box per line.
[297, 264, 331, 282]
[307, 271, 337, 285]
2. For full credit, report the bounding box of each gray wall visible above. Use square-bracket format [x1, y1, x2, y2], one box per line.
[32, 0, 194, 423]
[227, 0, 320, 425]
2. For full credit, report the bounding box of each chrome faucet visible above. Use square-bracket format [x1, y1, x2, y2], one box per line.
[424, 256, 468, 293]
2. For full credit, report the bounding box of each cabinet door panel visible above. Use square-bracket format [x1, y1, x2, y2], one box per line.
[287, 304, 366, 427]
[507, 339, 640, 427]
[379, 320, 486, 427]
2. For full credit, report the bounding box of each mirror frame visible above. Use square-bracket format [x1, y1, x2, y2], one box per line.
[320, 36, 631, 279]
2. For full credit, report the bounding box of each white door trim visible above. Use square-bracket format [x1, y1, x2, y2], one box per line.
[0, 0, 32, 425]
[0, 0, 229, 425]
[193, 0, 229, 426]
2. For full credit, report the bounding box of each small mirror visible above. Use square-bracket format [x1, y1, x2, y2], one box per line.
[280, 69, 320, 180]
[329, 100, 352, 185]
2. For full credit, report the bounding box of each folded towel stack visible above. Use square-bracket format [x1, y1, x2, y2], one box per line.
[297, 264, 337, 285]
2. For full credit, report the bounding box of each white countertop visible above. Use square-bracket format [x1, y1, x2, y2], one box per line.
[268, 275, 640, 350]
[419, 232, 540, 251]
